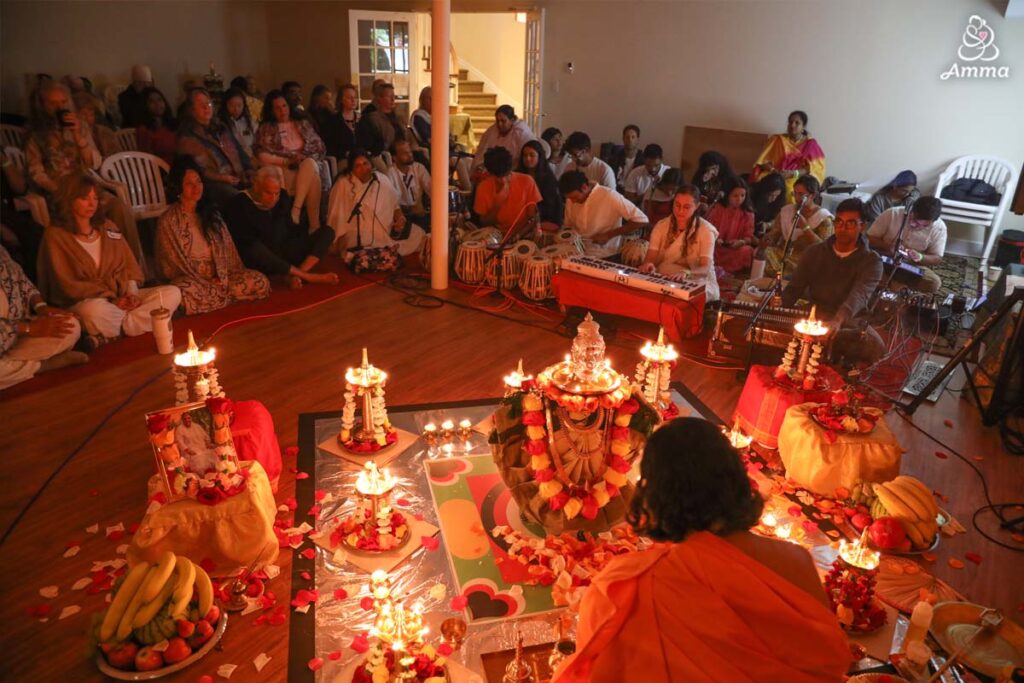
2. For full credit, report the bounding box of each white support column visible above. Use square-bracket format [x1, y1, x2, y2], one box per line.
[430, 0, 451, 290]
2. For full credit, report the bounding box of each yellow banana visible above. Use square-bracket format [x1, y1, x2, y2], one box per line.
[141, 551, 177, 602]
[133, 575, 176, 628]
[902, 517, 930, 549]
[170, 557, 195, 617]
[909, 518, 937, 549]
[880, 481, 930, 522]
[99, 561, 149, 642]
[117, 565, 158, 640]
[194, 564, 214, 616]
[892, 477, 938, 519]
[874, 484, 917, 522]
[894, 476, 938, 517]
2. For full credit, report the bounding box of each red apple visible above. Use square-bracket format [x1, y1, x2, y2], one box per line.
[189, 619, 215, 648]
[850, 512, 873, 531]
[163, 637, 192, 665]
[134, 646, 164, 671]
[105, 642, 139, 670]
[204, 605, 221, 624]
[176, 619, 196, 638]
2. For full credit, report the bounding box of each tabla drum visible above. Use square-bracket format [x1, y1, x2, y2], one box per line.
[541, 244, 574, 268]
[554, 229, 584, 254]
[455, 240, 487, 284]
[511, 239, 538, 262]
[519, 255, 554, 301]
[484, 249, 521, 290]
[419, 234, 431, 271]
[621, 239, 649, 267]
[464, 227, 501, 246]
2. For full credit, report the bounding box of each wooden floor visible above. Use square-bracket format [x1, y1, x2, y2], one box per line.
[0, 282, 1021, 681]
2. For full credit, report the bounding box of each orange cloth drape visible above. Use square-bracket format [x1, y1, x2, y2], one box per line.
[553, 532, 849, 683]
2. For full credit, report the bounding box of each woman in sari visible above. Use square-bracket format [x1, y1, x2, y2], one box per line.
[708, 176, 756, 274]
[155, 159, 269, 314]
[752, 110, 825, 202]
[760, 174, 833, 276]
[553, 418, 850, 683]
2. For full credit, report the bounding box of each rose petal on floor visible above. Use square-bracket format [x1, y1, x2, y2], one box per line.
[58, 605, 80, 620]
[948, 558, 965, 569]
[253, 653, 271, 672]
[450, 595, 468, 610]
[964, 552, 982, 565]
[421, 535, 440, 551]
[39, 586, 59, 599]
[307, 657, 324, 671]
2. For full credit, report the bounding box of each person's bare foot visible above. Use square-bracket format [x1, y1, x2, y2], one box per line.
[38, 350, 89, 373]
[305, 271, 339, 285]
[288, 275, 304, 290]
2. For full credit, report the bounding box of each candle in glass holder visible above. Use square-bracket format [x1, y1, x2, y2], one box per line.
[441, 419, 455, 441]
[423, 423, 438, 445]
[775, 523, 793, 540]
[458, 419, 472, 440]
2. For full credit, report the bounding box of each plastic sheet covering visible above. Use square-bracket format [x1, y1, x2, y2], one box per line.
[309, 403, 576, 681]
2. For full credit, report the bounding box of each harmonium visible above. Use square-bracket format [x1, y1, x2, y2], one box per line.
[708, 299, 807, 362]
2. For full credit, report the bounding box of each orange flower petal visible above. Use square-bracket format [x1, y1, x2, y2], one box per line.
[921, 552, 938, 562]
[948, 558, 965, 569]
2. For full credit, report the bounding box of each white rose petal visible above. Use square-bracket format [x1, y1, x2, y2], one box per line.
[264, 564, 281, 580]
[116, 544, 128, 555]
[71, 578, 91, 591]
[59, 605, 81, 620]
[217, 663, 238, 678]
[63, 545, 81, 559]
[293, 604, 310, 614]
[253, 653, 271, 672]
[105, 523, 124, 537]
[85, 524, 99, 534]
[39, 586, 59, 599]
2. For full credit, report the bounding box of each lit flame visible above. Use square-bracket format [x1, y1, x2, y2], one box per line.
[345, 347, 387, 387]
[355, 461, 396, 497]
[174, 330, 215, 367]
[838, 538, 880, 570]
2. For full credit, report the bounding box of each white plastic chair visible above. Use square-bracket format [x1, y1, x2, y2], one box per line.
[3, 146, 50, 226]
[935, 155, 1019, 264]
[99, 151, 170, 220]
[114, 128, 138, 152]
[1, 124, 26, 150]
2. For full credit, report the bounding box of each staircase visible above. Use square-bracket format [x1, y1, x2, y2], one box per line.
[457, 68, 496, 149]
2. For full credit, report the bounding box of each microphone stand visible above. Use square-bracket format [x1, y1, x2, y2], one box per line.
[347, 175, 378, 251]
[868, 197, 916, 313]
[484, 204, 538, 298]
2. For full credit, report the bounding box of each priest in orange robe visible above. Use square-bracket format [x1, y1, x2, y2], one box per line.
[554, 418, 850, 683]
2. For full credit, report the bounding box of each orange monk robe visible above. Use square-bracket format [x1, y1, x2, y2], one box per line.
[553, 532, 849, 683]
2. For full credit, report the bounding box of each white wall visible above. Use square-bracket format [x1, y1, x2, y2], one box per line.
[540, 0, 1024, 234]
[0, 1, 271, 113]
[451, 12, 526, 113]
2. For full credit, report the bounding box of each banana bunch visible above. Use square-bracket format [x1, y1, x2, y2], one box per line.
[98, 551, 215, 643]
[869, 476, 940, 550]
[848, 481, 876, 506]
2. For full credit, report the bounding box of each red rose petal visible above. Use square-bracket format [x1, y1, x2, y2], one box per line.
[199, 558, 216, 573]
[308, 657, 324, 671]
[788, 505, 803, 517]
[127, 522, 139, 534]
[314, 489, 327, 502]
[299, 548, 315, 560]
[934, 450, 949, 459]
[333, 588, 348, 601]
[285, 446, 298, 458]
[307, 505, 320, 518]
[196, 676, 214, 683]
[328, 650, 342, 661]
[437, 643, 453, 656]
[267, 609, 287, 626]
[89, 489, 99, 497]
[107, 530, 125, 542]
[421, 535, 440, 551]
[300, 571, 311, 581]
[351, 633, 369, 653]
[295, 471, 310, 480]
[284, 497, 298, 511]
[943, 419, 953, 428]
[450, 595, 468, 610]
[396, 498, 411, 507]
[65, 539, 80, 549]
[254, 614, 268, 625]
[965, 552, 982, 565]
[359, 596, 374, 610]
[413, 513, 425, 522]
[287, 533, 304, 546]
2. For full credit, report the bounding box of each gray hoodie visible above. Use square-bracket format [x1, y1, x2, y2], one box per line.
[781, 234, 882, 325]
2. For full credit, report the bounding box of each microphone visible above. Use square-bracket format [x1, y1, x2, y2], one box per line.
[796, 194, 810, 212]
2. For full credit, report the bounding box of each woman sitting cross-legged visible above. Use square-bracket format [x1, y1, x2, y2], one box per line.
[37, 173, 181, 348]
[553, 418, 849, 683]
[155, 159, 270, 314]
[707, 176, 756, 275]
[640, 184, 720, 301]
[760, 174, 833, 277]
[254, 89, 329, 232]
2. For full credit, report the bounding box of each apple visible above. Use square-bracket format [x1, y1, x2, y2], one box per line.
[134, 646, 164, 672]
[850, 512, 873, 531]
[204, 605, 221, 624]
[176, 619, 196, 638]
[189, 619, 215, 648]
[163, 637, 192, 665]
[105, 642, 139, 670]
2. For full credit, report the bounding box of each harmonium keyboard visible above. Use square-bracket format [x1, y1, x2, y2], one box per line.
[708, 299, 807, 361]
[560, 255, 705, 301]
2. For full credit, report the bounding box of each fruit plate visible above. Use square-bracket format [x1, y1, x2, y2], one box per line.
[869, 509, 948, 556]
[96, 612, 227, 680]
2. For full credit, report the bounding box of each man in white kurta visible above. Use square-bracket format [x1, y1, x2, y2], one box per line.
[560, 171, 648, 259]
[867, 197, 947, 293]
[564, 131, 616, 190]
[327, 155, 424, 257]
[624, 144, 668, 205]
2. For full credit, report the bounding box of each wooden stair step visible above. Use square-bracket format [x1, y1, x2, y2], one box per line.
[459, 80, 485, 93]
[459, 92, 497, 104]
[460, 104, 495, 115]
[458, 69, 469, 81]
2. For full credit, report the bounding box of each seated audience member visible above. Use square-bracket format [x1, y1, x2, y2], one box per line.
[308, 85, 348, 163]
[0, 245, 87, 390]
[117, 64, 153, 128]
[176, 87, 253, 207]
[564, 132, 616, 190]
[337, 84, 360, 164]
[355, 82, 406, 167]
[409, 86, 432, 150]
[217, 87, 256, 160]
[554, 418, 848, 683]
[2, 151, 44, 281]
[155, 159, 270, 314]
[865, 170, 920, 223]
[26, 81, 144, 267]
[254, 89, 329, 231]
[230, 75, 264, 122]
[327, 149, 424, 257]
[782, 198, 884, 364]
[867, 196, 946, 293]
[623, 144, 668, 205]
[37, 174, 181, 346]
[517, 140, 563, 229]
[281, 81, 305, 113]
[387, 140, 432, 232]
[691, 150, 737, 203]
[224, 167, 337, 289]
[708, 176, 756, 275]
[559, 171, 647, 259]
[751, 173, 787, 237]
[640, 185, 720, 301]
[761, 175, 832, 276]
[474, 147, 541, 236]
[472, 105, 535, 174]
[407, 86, 470, 190]
[752, 110, 826, 202]
[543, 127, 572, 179]
[135, 87, 177, 165]
[642, 167, 682, 225]
[72, 92, 118, 158]
[608, 124, 641, 189]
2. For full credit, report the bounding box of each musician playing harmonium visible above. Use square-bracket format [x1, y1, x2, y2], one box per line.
[781, 197, 884, 364]
[639, 184, 720, 301]
[559, 171, 649, 259]
[867, 196, 946, 293]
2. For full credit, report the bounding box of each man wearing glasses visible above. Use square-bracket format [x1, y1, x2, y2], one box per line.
[782, 198, 884, 364]
[867, 196, 946, 293]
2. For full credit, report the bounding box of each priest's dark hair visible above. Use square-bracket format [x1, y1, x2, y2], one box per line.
[628, 418, 764, 542]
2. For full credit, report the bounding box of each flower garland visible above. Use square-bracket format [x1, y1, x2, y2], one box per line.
[340, 382, 397, 451]
[520, 387, 639, 521]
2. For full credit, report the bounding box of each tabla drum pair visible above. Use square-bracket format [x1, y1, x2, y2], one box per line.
[484, 250, 521, 290]
[519, 255, 555, 301]
[463, 227, 501, 247]
[554, 229, 584, 255]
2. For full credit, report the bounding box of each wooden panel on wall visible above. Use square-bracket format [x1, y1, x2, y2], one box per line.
[679, 125, 768, 181]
